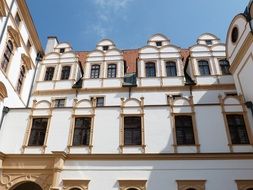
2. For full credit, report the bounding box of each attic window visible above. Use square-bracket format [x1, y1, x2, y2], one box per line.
[205, 40, 212, 45]
[231, 27, 238, 43]
[103, 46, 109, 51]
[156, 41, 162, 46]
[60, 48, 65, 53]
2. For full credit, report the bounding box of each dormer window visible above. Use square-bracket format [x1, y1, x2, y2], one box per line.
[205, 40, 212, 45]
[60, 48, 65, 53]
[156, 41, 162, 46]
[103, 46, 109, 51]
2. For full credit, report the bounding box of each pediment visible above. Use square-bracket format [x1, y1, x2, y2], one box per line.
[21, 54, 32, 70]
[8, 26, 21, 47]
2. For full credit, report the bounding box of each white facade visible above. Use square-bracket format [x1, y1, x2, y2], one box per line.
[0, 1, 253, 190]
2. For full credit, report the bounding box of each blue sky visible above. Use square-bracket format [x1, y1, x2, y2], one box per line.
[26, 0, 249, 51]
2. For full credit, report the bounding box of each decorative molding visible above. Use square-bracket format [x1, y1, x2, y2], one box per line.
[118, 180, 147, 190]
[0, 0, 6, 17]
[21, 53, 32, 70]
[7, 26, 21, 47]
[176, 180, 206, 190]
[62, 179, 90, 190]
[0, 82, 8, 101]
[235, 180, 253, 190]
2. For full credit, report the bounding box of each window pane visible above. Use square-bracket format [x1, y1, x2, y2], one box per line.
[1, 40, 13, 72]
[55, 99, 65, 107]
[28, 118, 48, 146]
[145, 62, 156, 77]
[175, 115, 195, 145]
[107, 64, 117, 78]
[44, 67, 55, 81]
[166, 61, 177, 76]
[219, 60, 230, 75]
[124, 116, 142, 145]
[96, 97, 104, 107]
[226, 114, 250, 144]
[90, 65, 100, 79]
[198, 60, 210, 76]
[73, 117, 91, 146]
[61, 66, 71, 80]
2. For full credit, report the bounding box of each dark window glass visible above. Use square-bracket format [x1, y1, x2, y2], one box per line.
[231, 27, 238, 43]
[246, 188, 253, 190]
[1, 40, 13, 72]
[73, 117, 91, 146]
[107, 64, 117, 78]
[156, 41, 162, 46]
[54, 99, 65, 107]
[166, 61, 177, 76]
[69, 188, 82, 190]
[127, 188, 139, 190]
[90, 64, 100, 79]
[28, 118, 48, 146]
[17, 65, 26, 94]
[60, 48, 65, 53]
[205, 40, 212, 45]
[96, 97, 104, 107]
[145, 62, 156, 77]
[226, 114, 250, 144]
[44, 67, 55, 81]
[103, 46, 109, 51]
[61, 66, 71, 80]
[219, 59, 230, 75]
[15, 13, 21, 26]
[198, 60, 210, 76]
[175, 115, 195, 145]
[27, 40, 32, 52]
[124, 116, 142, 145]
[186, 188, 197, 190]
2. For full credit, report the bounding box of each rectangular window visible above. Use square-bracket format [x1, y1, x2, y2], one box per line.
[96, 97, 104, 107]
[54, 99, 65, 108]
[15, 12, 21, 26]
[72, 117, 91, 146]
[26, 40, 32, 52]
[90, 64, 100, 79]
[103, 46, 109, 51]
[198, 60, 210, 76]
[175, 115, 195, 145]
[44, 67, 55, 81]
[60, 48, 65, 53]
[166, 61, 177, 76]
[124, 116, 142, 145]
[145, 62, 156, 77]
[28, 118, 48, 146]
[226, 114, 250, 144]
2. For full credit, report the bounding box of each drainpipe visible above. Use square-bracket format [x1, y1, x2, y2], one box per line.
[245, 101, 253, 117]
[0, 0, 16, 45]
[0, 106, 9, 129]
[26, 52, 43, 107]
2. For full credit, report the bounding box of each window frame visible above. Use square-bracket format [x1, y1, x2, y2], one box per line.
[44, 66, 55, 81]
[145, 62, 156, 77]
[16, 64, 26, 94]
[197, 60, 210, 76]
[235, 180, 253, 190]
[54, 98, 66, 108]
[71, 116, 94, 147]
[107, 63, 117, 78]
[61, 65, 71, 80]
[118, 180, 147, 190]
[1, 39, 14, 73]
[165, 60, 177, 77]
[15, 12, 21, 27]
[27, 117, 49, 147]
[219, 59, 230, 75]
[176, 180, 206, 190]
[90, 64, 100, 79]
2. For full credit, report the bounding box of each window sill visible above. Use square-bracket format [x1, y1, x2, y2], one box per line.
[119, 144, 146, 154]
[22, 145, 47, 154]
[68, 145, 93, 154]
[173, 144, 200, 153]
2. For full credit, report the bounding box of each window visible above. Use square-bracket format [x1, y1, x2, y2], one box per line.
[198, 60, 210, 76]
[235, 180, 253, 190]
[219, 59, 230, 75]
[118, 180, 147, 190]
[145, 62, 156, 77]
[60, 48, 65, 53]
[90, 64, 100, 79]
[1, 40, 13, 72]
[156, 41, 162, 46]
[231, 27, 239, 43]
[175, 115, 195, 145]
[124, 116, 142, 145]
[205, 40, 212, 45]
[61, 66, 71, 80]
[69, 188, 81, 190]
[226, 114, 250, 144]
[103, 45, 109, 51]
[15, 12, 21, 27]
[17, 65, 26, 94]
[166, 61, 177, 76]
[176, 180, 206, 190]
[28, 118, 48, 146]
[26, 40, 32, 52]
[54, 99, 65, 108]
[44, 67, 55, 81]
[72, 117, 91, 146]
[96, 97, 104, 107]
[107, 64, 117, 78]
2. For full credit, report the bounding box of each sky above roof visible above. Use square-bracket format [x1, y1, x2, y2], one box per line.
[26, 0, 249, 51]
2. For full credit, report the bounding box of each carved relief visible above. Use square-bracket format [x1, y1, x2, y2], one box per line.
[7, 26, 21, 47]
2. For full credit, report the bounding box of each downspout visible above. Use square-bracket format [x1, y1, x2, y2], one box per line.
[0, 0, 16, 45]
[26, 52, 43, 107]
[0, 106, 9, 129]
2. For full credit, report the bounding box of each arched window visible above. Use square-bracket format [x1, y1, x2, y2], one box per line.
[69, 188, 82, 190]
[11, 181, 42, 190]
[186, 188, 197, 190]
[17, 65, 26, 94]
[61, 65, 71, 80]
[107, 64, 117, 78]
[44, 67, 55, 81]
[166, 61, 177, 76]
[1, 40, 14, 72]
[90, 64, 100, 79]
[198, 60, 210, 76]
[219, 59, 230, 75]
[127, 188, 139, 190]
[145, 62, 156, 77]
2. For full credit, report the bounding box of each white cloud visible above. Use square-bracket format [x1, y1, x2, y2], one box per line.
[95, 0, 133, 11]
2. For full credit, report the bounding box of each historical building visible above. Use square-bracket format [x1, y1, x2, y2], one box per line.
[0, 0, 253, 190]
